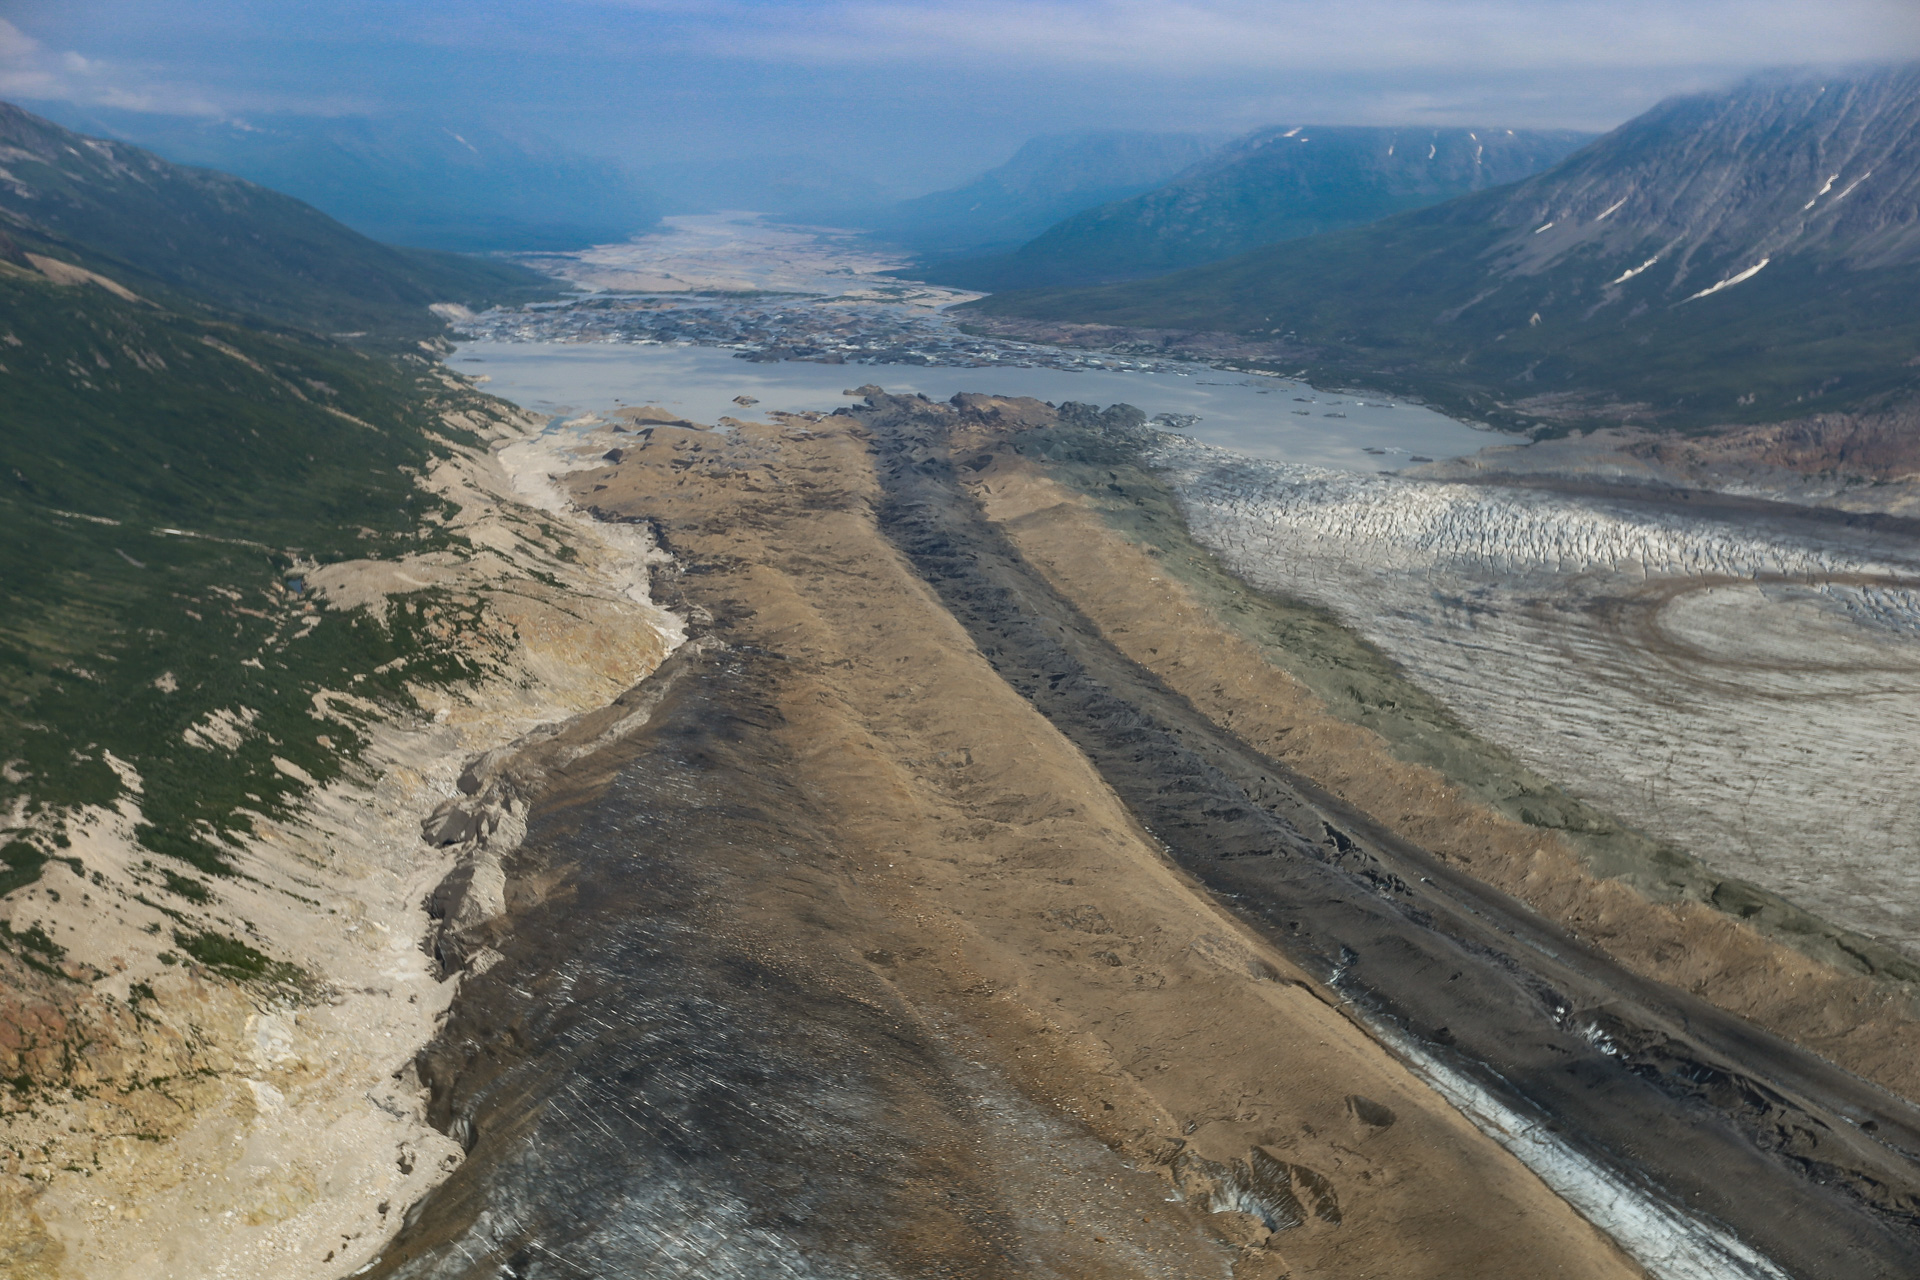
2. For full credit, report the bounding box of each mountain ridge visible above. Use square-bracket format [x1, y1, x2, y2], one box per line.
[966, 66, 1920, 432]
[922, 124, 1591, 290]
[0, 101, 555, 341]
[825, 129, 1221, 260]
[33, 106, 661, 253]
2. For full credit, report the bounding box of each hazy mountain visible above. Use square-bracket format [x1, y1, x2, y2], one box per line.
[31, 106, 659, 253]
[641, 153, 899, 217]
[970, 66, 1920, 431]
[922, 125, 1591, 290]
[0, 102, 554, 338]
[838, 130, 1223, 260]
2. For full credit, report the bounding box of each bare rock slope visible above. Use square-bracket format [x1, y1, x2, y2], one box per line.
[970, 65, 1920, 431]
[926, 124, 1589, 289]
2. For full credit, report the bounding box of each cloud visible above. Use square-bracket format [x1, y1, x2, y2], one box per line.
[0, 16, 232, 115]
[694, 0, 1920, 74]
[0, 19, 59, 98]
[11, 1, 1918, 195]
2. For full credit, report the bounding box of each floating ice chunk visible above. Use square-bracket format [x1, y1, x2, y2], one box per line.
[1684, 258, 1770, 302]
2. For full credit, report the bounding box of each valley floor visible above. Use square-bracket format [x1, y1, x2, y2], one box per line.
[26, 361, 1918, 1277]
[358, 393, 1920, 1279]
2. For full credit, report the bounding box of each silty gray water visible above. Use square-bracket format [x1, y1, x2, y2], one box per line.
[449, 339, 1494, 471]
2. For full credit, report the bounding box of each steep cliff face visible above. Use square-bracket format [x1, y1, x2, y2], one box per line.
[927, 125, 1589, 289]
[970, 67, 1920, 431]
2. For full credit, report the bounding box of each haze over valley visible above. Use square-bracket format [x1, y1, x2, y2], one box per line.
[6, 4, 1920, 1278]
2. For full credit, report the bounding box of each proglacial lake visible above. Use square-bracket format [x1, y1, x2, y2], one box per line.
[450, 339, 1496, 470]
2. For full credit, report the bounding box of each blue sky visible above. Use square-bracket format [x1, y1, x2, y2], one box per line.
[6, 1, 1919, 192]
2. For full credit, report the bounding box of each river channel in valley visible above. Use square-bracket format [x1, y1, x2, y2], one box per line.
[456, 212, 1491, 471]
[371, 218, 1920, 1280]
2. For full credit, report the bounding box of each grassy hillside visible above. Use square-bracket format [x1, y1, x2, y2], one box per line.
[968, 69, 1920, 432]
[0, 101, 555, 342]
[0, 261, 507, 896]
[0, 106, 555, 921]
[925, 126, 1589, 291]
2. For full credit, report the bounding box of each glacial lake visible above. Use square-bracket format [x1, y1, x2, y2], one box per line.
[449, 340, 1497, 471]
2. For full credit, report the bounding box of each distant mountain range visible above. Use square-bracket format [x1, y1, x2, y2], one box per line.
[0, 102, 552, 338]
[27, 106, 660, 253]
[822, 130, 1222, 260]
[922, 125, 1591, 290]
[640, 152, 902, 219]
[969, 66, 1920, 432]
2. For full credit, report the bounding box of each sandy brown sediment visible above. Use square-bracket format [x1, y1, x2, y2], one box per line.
[944, 406, 1920, 1106]
[0, 398, 678, 1280]
[526, 409, 1647, 1279]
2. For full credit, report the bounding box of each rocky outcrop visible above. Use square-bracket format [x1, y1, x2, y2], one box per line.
[418, 648, 708, 977]
[1417, 405, 1920, 517]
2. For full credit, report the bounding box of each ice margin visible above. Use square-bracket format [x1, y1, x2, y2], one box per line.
[1356, 1005, 1793, 1280]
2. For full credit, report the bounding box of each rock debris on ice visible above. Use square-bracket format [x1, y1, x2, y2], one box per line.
[1148, 436, 1920, 955]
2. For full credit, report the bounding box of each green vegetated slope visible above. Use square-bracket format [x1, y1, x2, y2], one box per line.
[923, 125, 1590, 290]
[848, 130, 1222, 260]
[0, 101, 554, 341]
[970, 67, 1920, 432]
[0, 102, 550, 928]
[0, 257, 502, 887]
